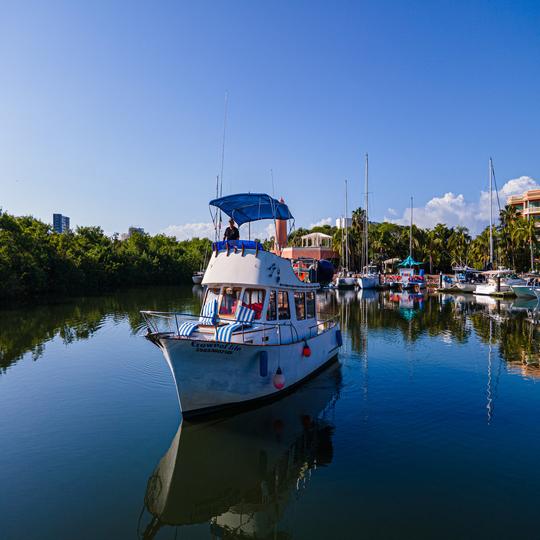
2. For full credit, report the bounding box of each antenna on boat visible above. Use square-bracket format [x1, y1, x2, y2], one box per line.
[217, 92, 228, 238]
[214, 174, 220, 241]
[270, 168, 275, 197]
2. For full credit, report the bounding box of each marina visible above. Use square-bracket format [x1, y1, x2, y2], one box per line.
[1, 2, 539, 539]
[2, 287, 540, 538]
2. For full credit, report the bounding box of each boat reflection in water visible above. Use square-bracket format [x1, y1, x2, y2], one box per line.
[141, 363, 342, 539]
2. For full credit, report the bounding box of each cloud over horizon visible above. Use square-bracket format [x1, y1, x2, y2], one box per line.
[385, 176, 538, 235]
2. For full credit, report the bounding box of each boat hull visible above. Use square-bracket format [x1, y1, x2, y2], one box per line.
[455, 283, 476, 293]
[192, 274, 203, 285]
[357, 275, 378, 289]
[156, 327, 341, 418]
[511, 285, 537, 298]
[335, 277, 356, 289]
[475, 279, 525, 295]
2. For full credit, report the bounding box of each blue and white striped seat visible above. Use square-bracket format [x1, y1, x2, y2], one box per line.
[176, 299, 217, 338]
[214, 306, 255, 343]
[236, 305, 255, 324]
[199, 299, 218, 325]
[215, 322, 243, 342]
[178, 321, 199, 337]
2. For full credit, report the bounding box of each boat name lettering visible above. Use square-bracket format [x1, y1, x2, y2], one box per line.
[191, 342, 241, 354]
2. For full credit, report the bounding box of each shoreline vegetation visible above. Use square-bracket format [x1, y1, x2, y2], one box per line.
[0, 211, 211, 304]
[1, 204, 535, 303]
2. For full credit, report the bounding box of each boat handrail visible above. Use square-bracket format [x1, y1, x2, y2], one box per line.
[140, 310, 338, 345]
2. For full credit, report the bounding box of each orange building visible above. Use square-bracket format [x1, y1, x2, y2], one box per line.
[279, 232, 339, 261]
[508, 189, 540, 224]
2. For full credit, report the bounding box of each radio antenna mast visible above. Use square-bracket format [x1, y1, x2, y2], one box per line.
[216, 92, 229, 238]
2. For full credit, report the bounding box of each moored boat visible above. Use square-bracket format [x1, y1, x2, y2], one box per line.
[452, 266, 483, 293]
[191, 270, 204, 285]
[141, 194, 342, 418]
[511, 275, 540, 298]
[474, 270, 526, 295]
[356, 154, 379, 289]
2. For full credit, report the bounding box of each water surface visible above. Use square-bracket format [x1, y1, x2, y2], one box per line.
[1, 287, 540, 539]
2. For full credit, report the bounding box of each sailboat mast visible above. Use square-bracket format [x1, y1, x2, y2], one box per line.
[345, 179, 349, 270]
[364, 153, 369, 272]
[409, 196, 413, 259]
[489, 157, 494, 267]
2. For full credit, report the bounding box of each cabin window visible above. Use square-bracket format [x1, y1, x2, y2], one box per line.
[204, 287, 220, 307]
[306, 291, 316, 319]
[266, 290, 277, 321]
[278, 291, 290, 320]
[219, 287, 242, 317]
[242, 288, 266, 320]
[294, 292, 306, 320]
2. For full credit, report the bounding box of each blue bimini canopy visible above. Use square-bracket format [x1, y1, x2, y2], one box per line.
[398, 255, 423, 267]
[209, 193, 293, 226]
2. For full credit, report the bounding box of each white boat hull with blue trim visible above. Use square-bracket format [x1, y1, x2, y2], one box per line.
[155, 326, 340, 416]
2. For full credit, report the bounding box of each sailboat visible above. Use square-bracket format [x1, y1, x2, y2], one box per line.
[397, 197, 425, 290]
[357, 154, 379, 289]
[334, 180, 356, 288]
[474, 158, 525, 295]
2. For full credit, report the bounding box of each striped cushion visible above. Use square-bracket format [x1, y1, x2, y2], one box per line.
[236, 305, 255, 324]
[178, 321, 198, 337]
[199, 299, 217, 325]
[215, 322, 243, 342]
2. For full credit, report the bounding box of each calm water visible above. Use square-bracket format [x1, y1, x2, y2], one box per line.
[1, 286, 540, 539]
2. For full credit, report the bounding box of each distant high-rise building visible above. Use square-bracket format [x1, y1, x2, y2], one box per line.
[120, 226, 145, 240]
[335, 217, 352, 229]
[53, 213, 70, 233]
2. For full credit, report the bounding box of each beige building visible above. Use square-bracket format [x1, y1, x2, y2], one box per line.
[507, 189, 540, 224]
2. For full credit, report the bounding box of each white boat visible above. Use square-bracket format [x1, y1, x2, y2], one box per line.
[474, 270, 526, 295]
[191, 270, 204, 285]
[451, 266, 483, 292]
[142, 193, 342, 418]
[356, 154, 378, 289]
[335, 272, 357, 288]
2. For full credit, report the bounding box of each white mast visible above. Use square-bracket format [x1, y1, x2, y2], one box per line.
[489, 157, 494, 268]
[409, 196, 413, 260]
[345, 179, 349, 270]
[364, 153, 369, 272]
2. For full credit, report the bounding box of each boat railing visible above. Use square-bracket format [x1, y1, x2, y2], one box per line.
[140, 310, 338, 345]
[307, 315, 340, 339]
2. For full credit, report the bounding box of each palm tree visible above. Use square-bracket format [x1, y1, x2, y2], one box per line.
[448, 226, 471, 267]
[516, 217, 537, 272]
[470, 227, 492, 270]
[425, 228, 441, 273]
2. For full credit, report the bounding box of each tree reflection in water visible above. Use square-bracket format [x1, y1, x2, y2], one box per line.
[0, 286, 202, 373]
[3, 286, 540, 381]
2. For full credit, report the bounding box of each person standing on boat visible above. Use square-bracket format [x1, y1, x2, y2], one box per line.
[223, 218, 240, 241]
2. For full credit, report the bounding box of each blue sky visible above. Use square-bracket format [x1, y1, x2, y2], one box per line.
[1, 1, 539, 237]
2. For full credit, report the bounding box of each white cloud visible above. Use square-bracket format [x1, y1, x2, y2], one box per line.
[162, 222, 215, 240]
[162, 221, 275, 241]
[386, 176, 538, 235]
[309, 217, 332, 228]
